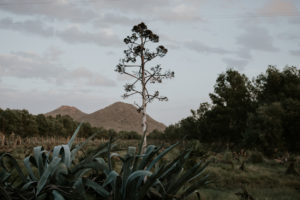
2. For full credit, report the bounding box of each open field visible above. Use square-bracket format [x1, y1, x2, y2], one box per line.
[1, 137, 300, 200]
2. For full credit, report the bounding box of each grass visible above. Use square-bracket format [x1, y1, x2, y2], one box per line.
[1, 138, 300, 200]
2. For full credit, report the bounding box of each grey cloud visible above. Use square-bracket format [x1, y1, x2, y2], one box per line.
[93, 13, 139, 27]
[236, 25, 279, 53]
[0, 17, 121, 47]
[0, 17, 54, 37]
[158, 4, 202, 22]
[0, 51, 116, 87]
[290, 50, 300, 56]
[184, 41, 232, 55]
[0, 0, 96, 22]
[233, 22, 279, 66]
[222, 57, 249, 70]
[0, 0, 202, 25]
[57, 26, 121, 46]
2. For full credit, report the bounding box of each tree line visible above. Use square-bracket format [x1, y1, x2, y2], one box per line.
[0, 109, 140, 139]
[159, 66, 300, 154]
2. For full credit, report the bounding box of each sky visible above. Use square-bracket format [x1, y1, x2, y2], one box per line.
[0, 0, 299, 125]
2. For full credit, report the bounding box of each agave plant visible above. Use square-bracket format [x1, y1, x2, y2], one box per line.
[0, 124, 211, 200]
[0, 124, 93, 199]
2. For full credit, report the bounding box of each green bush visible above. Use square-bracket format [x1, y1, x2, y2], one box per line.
[118, 131, 141, 139]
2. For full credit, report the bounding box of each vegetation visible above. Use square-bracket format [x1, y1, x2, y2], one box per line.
[0, 124, 210, 200]
[115, 22, 174, 152]
[0, 109, 140, 140]
[163, 66, 300, 155]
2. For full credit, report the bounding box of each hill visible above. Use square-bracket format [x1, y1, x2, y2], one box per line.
[46, 102, 166, 134]
[45, 105, 87, 121]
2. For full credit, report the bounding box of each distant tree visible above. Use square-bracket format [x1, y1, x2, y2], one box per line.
[115, 22, 174, 152]
[208, 69, 255, 143]
[252, 66, 300, 152]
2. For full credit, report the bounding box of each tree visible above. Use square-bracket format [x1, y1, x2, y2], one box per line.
[208, 69, 255, 143]
[116, 22, 174, 152]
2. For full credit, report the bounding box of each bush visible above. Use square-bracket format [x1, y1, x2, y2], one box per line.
[248, 151, 264, 163]
[118, 131, 141, 139]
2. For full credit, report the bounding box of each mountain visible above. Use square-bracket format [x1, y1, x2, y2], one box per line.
[45, 102, 166, 134]
[45, 105, 87, 121]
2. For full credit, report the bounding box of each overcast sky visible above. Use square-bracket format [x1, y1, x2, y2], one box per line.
[0, 0, 299, 125]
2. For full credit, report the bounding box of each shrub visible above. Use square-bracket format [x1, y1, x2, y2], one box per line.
[248, 151, 264, 163]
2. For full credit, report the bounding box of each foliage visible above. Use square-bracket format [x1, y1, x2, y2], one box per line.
[165, 66, 300, 154]
[0, 124, 210, 200]
[247, 152, 264, 164]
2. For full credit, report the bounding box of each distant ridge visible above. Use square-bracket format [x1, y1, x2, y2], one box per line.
[45, 102, 166, 134]
[45, 105, 87, 122]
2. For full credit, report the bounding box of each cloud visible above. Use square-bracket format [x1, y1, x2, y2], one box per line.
[234, 23, 279, 63]
[57, 26, 120, 46]
[0, 17, 121, 47]
[0, 17, 54, 37]
[93, 13, 139, 27]
[184, 40, 232, 54]
[258, 0, 299, 17]
[222, 57, 249, 70]
[236, 25, 278, 53]
[289, 50, 300, 56]
[0, 0, 203, 25]
[158, 4, 202, 22]
[0, 0, 97, 22]
[0, 50, 116, 87]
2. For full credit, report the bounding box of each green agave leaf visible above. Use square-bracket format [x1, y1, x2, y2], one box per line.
[113, 175, 122, 200]
[33, 146, 46, 177]
[54, 162, 68, 185]
[136, 145, 160, 171]
[121, 156, 134, 187]
[84, 178, 110, 198]
[0, 185, 12, 200]
[147, 142, 179, 171]
[21, 181, 37, 191]
[187, 162, 210, 183]
[73, 177, 87, 199]
[24, 156, 38, 181]
[0, 153, 26, 183]
[0, 170, 11, 183]
[108, 137, 113, 172]
[103, 170, 119, 187]
[68, 122, 82, 149]
[61, 145, 71, 168]
[36, 157, 62, 196]
[127, 146, 136, 157]
[167, 161, 207, 195]
[53, 145, 62, 159]
[160, 150, 191, 180]
[123, 170, 152, 199]
[71, 158, 109, 176]
[53, 145, 72, 168]
[92, 143, 117, 160]
[137, 165, 168, 200]
[36, 193, 47, 200]
[71, 133, 97, 162]
[180, 174, 210, 199]
[52, 190, 65, 200]
[74, 168, 91, 179]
